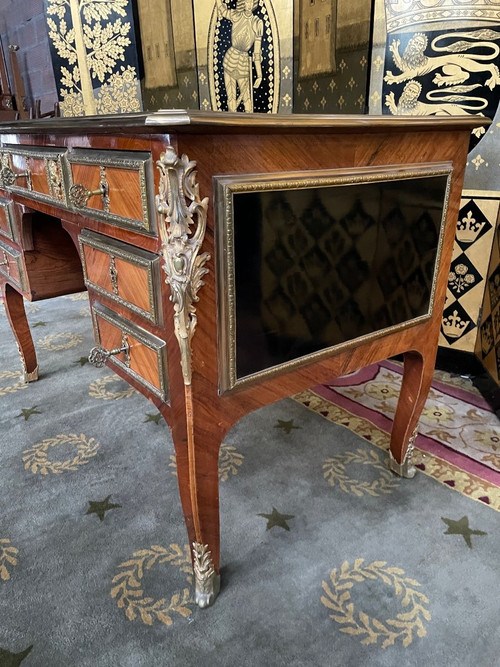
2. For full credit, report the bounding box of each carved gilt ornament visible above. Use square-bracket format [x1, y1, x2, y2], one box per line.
[156, 146, 210, 385]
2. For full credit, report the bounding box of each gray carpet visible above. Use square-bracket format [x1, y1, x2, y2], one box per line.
[1, 293, 499, 667]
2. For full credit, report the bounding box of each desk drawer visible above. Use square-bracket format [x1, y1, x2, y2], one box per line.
[91, 303, 169, 402]
[0, 145, 67, 204]
[79, 230, 162, 324]
[68, 149, 156, 235]
[0, 238, 26, 290]
[0, 196, 15, 241]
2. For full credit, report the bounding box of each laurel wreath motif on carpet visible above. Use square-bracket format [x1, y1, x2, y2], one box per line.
[169, 442, 244, 482]
[321, 559, 431, 647]
[322, 449, 400, 496]
[22, 433, 100, 475]
[0, 539, 18, 581]
[36, 332, 83, 351]
[0, 370, 28, 396]
[111, 544, 194, 626]
[89, 374, 136, 400]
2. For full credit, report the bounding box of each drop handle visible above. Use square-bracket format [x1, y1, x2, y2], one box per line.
[0, 166, 30, 186]
[69, 181, 109, 208]
[88, 343, 129, 368]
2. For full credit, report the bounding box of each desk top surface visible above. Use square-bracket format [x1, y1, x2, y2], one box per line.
[0, 109, 488, 136]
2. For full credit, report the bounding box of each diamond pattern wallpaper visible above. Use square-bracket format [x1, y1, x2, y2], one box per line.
[370, 0, 500, 375]
[439, 194, 498, 352]
[476, 203, 500, 382]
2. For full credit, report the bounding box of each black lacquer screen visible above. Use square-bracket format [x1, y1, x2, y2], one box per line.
[232, 175, 448, 380]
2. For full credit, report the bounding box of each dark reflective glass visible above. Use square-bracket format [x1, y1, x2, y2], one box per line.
[232, 175, 448, 379]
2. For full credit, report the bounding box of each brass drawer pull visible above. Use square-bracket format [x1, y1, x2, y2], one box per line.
[88, 339, 129, 368]
[69, 181, 109, 208]
[0, 166, 30, 187]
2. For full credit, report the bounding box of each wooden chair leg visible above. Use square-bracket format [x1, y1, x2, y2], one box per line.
[1, 282, 38, 382]
[388, 350, 434, 478]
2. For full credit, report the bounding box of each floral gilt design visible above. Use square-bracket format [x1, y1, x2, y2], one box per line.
[46, 0, 141, 116]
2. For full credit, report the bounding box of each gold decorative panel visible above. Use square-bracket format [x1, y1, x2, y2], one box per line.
[474, 195, 500, 383]
[371, 0, 500, 359]
[294, 0, 372, 113]
[45, 0, 142, 116]
[193, 0, 292, 114]
[137, 0, 199, 111]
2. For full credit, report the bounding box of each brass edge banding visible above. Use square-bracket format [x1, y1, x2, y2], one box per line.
[0, 110, 486, 133]
[228, 315, 433, 393]
[216, 162, 452, 393]
[427, 171, 452, 317]
[1, 144, 68, 160]
[66, 149, 151, 169]
[222, 164, 453, 194]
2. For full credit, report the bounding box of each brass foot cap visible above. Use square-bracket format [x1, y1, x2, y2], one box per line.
[388, 451, 416, 479]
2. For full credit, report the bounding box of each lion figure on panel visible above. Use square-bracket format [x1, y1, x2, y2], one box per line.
[384, 31, 500, 90]
[385, 80, 488, 116]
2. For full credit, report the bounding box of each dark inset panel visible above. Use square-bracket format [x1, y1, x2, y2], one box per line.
[232, 174, 448, 380]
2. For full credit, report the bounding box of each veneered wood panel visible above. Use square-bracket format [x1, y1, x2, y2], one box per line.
[0, 197, 14, 240]
[93, 306, 167, 396]
[70, 163, 145, 221]
[27, 157, 51, 196]
[0, 239, 25, 289]
[80, 230, 161, 321]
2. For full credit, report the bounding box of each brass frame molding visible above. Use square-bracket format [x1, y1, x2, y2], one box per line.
[192, 542, 220, 609]
[156, 146, 210, 386]
[215, 162, 452, 393]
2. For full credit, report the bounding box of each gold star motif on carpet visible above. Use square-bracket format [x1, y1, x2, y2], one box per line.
[15, 406, 42, 421]
[86, 495, 121, 521]
[0, 644, 33, 665]
[274, 419, 301, 434]
[144, 412, 162, 424]
[441, 516, 487, 548]
[258, 507, 295, 531]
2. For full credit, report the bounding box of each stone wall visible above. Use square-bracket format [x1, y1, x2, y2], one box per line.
[0, 0, 57, 114]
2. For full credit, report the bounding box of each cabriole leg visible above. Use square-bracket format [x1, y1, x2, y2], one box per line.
[1, 283, 38, 382]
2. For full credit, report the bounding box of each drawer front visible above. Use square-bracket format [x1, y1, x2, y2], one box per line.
[0, 145, 68, 205]
[92, 303, 169, 402]
[79, 230, 163, 324]
[0, 196, 15, 241]
[0, 238, 26, 290]
[68, 149, 156, 235]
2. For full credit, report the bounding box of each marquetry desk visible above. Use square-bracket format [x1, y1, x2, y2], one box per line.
[0, 111, 483, 607]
